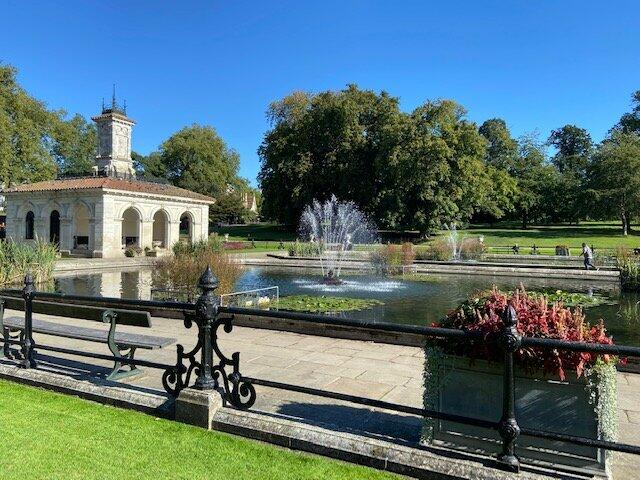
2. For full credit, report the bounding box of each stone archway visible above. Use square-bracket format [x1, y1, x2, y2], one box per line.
[122, 207, 141, 248]
[49, 210, 60, 244]
[152, 210, 169, 248]
[73, 203, 91, 250]
[179, 212, 194, 243]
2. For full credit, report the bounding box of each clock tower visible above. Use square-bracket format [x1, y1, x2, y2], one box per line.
[91, 88, 136, 179]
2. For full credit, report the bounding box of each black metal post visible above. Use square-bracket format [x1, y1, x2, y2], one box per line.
[193, 266, 219, 390]
[497, 304, 521, 472]
[20, 274, 36, 368]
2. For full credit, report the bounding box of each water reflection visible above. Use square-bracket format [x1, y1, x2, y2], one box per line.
[50, 265, 639, 346]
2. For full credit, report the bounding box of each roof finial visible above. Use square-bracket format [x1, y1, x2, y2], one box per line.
[112, 84, 117, 110]
[101, 97, 105, 111]
[123, 99, 127, 114]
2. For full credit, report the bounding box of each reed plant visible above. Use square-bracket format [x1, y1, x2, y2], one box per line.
[0, 239, 58, 286]
[156, 239, 241, 297]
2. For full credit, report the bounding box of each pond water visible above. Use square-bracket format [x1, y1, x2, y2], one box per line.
[51, 265, 640, 347]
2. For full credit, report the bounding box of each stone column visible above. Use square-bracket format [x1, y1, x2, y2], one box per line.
[59, 218, 73, 255]
[140, 218, 153, 250]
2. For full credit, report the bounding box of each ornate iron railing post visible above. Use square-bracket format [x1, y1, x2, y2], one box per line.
[20, 274, 36, 368]
[193, 266, 219, 390]
[497, 304, 521, 472]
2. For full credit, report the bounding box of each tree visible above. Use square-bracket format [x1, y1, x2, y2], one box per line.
[615, 90, 640, 134]
[511, 134, 555, 229]
[588, 132, 640, 235]
[388, 100, 490, 234]
[0, 64, 58, 186]
[157, 125, 240, 198]
[259, 85, 405, 225]
[547, 125, 593, 176]
[133, 151, 166, 179]
[209, 192, 247, 225]
[53, 114, 97, 175]
[545, 125, 593, 223]
[479, 118, 518, 170]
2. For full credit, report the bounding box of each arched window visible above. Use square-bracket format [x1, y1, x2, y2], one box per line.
[25, 211, 35, 240]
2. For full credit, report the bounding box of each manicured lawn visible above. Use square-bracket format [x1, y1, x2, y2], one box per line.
[0, 380, 398, 480]
[212, 223, 296, 241]
[446, 222, 640, 251]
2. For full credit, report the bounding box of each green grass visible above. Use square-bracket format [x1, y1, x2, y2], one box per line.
[212, 223, 296, 241]
[452, 222, 640, 250]
[0, 380, 398, 480]
[277, 295, 384, 313]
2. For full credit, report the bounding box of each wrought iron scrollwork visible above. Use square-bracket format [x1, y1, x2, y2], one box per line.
[162, 311, 202, 396]
[162, 266, 255, 409]
[211, 314, 256, 410]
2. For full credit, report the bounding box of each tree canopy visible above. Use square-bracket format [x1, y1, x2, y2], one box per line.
[258, 86, 511, 233]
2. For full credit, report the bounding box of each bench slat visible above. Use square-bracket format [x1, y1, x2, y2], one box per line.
[3, 316, 175, 349]
[1, 297, 151, 328]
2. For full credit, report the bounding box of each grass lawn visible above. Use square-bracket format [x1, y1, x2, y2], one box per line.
[0, 380, 398, 480]
[212, 223, 296, 242]
[454, 222, 640, 251]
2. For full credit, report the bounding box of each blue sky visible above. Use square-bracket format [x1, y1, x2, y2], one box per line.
[2, 1, 639, 185]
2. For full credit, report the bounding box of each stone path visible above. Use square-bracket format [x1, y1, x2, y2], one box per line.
[2, 308, 639, 478]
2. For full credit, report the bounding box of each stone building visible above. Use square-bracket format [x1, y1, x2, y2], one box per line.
[3, 100, 214, 258]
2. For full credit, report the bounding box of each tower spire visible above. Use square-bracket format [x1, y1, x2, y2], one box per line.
[112, 84, 117, 110]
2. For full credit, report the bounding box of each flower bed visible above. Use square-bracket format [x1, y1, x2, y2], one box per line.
[423, 288, 619, 477]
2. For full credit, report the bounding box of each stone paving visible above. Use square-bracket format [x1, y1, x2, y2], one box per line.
[2, 308, 640, 478]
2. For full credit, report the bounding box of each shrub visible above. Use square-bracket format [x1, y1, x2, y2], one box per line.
[401, 242, 415, 265]
[459, 238, 485, 260]
[287, 240, 322, 257]
[124, 246, 142, 257]
[431, 287, 618, 380]
[415, 238, 450, 261]
[369, 244, 403, 275]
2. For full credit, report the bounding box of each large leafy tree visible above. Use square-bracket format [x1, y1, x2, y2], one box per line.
[259, 85, 404, 225]
[615, 90, 640, 134]
[479, 118, 518, 170]
[547, 125, 593, 176]
[546, 125, 593, 223]
[156, 125, 240, 198]
[511, 134, 555, 229]
[389, 100, 489, 234]
[588, 132, 640, 235]
[0, 64, 58, 185]
[53, 114, 97, 176]
[259, 86, 498, 233]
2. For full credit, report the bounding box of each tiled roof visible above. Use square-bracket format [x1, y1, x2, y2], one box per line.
[4, 177, 215, 203]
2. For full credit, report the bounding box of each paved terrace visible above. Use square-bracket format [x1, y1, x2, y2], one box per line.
[1, 308, 639, 479]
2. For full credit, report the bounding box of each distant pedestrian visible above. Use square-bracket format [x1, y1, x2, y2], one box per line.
[581, 243, 598, 270]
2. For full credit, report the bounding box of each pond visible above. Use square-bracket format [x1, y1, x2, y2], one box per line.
[51, 265, 640, 347]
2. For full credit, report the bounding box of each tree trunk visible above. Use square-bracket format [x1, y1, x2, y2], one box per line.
[622, 212, 628, 236]
[521, 213, 528, 230]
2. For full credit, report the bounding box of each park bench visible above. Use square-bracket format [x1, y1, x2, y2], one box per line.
[0, 296, 176, 380]
[492, 245, 521, 254]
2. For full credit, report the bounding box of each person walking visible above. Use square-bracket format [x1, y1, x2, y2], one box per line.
[581, 243, 598, 270]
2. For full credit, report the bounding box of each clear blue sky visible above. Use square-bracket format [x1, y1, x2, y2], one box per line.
[2, 1, 639, 185]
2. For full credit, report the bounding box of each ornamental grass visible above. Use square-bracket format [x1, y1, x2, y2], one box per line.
[0, 239, 57, 286]
[432, 287, 618, 381]
[155, 240, 241, 297]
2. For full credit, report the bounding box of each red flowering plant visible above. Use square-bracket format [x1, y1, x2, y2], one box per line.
[431, 287, 618, 381]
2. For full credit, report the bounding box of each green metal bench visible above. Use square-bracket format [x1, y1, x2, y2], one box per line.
[0, 296, 176, 380]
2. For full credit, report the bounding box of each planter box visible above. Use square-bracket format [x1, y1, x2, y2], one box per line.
[424, 354, 614, 478]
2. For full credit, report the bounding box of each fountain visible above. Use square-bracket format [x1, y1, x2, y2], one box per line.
[299, 195, 375, 283]
[445, 223, 461, 261]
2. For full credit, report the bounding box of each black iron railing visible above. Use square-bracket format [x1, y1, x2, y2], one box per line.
[2, 268, 640, 474]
